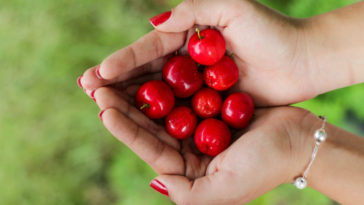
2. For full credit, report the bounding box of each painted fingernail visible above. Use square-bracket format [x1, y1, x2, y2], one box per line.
[150, 11, 171, 27]
[150, 179, 168, 196]
[99, 110, 105, 122]
[90, 90, 96, 102]
[95, 65, 103, 79]
[77, 75, 83, 88]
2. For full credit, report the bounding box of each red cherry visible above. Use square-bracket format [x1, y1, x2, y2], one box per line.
[165, 106, 197, 140]
[194, 118, 231, 156]
[204, 56, 239, 91]
[162, 55, 203, 98]
[191, 88, 222, 118]
[188, 28, 226, 66]
[221, 92, 254, 129]
[136, 80, 175, 119]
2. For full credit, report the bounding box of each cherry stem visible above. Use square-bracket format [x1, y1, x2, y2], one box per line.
[195, 28, 203, 40]
[140, 103, 150, 110]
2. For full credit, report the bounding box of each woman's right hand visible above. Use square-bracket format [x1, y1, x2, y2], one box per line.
[79, 0, 329, 106]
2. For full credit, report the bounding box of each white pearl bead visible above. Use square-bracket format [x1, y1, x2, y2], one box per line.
[314, 129, 327, 143]
[294, 177, 307, 189]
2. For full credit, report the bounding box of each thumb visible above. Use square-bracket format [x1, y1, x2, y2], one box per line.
[150, 172, 238, 205]
[150, 0, 247, 32]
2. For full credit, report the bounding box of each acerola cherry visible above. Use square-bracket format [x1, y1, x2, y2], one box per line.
[191, 88, 222, 118]
[165, 106, 197, 140]
[194, 118, 231, 156]
[136, 80, 175, 119]
[162, 55, 203, 98]
[204, 56, 239, 91]
[188, 28, 226, 66]
[221, 92, 254, 129]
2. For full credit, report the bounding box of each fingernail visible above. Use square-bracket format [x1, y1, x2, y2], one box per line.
[150, 11, 171, 27]
[77, 75, 83, 88]
[90, 90, 96, 102]
[99, 110, 105, 122]
[95, 65, 103, 79]
[150, 179, 168, 196]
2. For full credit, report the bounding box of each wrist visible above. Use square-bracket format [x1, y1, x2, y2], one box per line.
[301, 7, 364, 95]
[287, 110, 364, 203]
[284, 17, 323, 100]
[285, 110, 323, 183]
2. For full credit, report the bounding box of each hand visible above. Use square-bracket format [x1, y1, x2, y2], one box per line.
[92, 82, 319, 204]
[79, 0, 320, 106]
[77, 1, 364, 203]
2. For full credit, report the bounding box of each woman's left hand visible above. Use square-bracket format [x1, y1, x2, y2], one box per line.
[91, 79, 318, 204]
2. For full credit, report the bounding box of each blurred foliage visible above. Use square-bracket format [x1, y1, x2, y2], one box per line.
[0, 0, 362, 204]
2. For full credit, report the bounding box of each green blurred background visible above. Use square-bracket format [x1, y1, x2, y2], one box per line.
[1, 0, 363, 204]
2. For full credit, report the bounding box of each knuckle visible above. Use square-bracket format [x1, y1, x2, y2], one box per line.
[126, 46, 138, 69]
[152, 140, 167, 163]
[152, 32, 164, 57]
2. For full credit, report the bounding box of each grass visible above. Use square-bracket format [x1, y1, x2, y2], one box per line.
[0, 0, 362, 204]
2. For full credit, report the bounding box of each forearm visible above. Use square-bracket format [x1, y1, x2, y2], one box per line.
[307, 1, 364, 95]
[295, 115, 364, 204]
[311, 122, 364, 204]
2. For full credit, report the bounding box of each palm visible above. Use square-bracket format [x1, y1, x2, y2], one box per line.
[89, 24, 307, 177]
[161, 23, 311, 107]
[173, 138, 212, 179]
[96, 80, 213, 179]
[79, 0, 321, 202]
[220, 14, 313, 106]
[82, 21, 312, 107]
[95, 85, 306, 203]
[84, 21, 311, 181]
[96, 79, 300, 178]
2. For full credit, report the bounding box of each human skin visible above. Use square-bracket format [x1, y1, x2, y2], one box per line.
[79, 0, 364, 106]
[92, 85, 364, 204]
[77, 0, 364, 204]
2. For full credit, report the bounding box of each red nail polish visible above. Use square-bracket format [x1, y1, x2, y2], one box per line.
[150, 11, 171, 27]
[95, 65, 103, 79]
[91, 90, 96, 102]
[77, 75, 83, 88]
[99, 110, 105, 121]
[150, 179, 168, 196]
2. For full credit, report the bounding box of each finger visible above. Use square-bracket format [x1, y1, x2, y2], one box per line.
[151, 0, 247, 32]
[95, 87, 180, 150]
[101, 108, 184, 175]
[82, 53, 170, 90]
[86, 70, 161, 102]
[112, 72, 162, 91]
[84, 85, 133, 103]
[100, 30, 185, 80]
[80, 65, 107, 90]
[152, 171, 238, 205]
[87, 72, 162, 100]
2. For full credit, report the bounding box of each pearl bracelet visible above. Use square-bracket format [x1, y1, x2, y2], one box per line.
[294, 116, 327, 189]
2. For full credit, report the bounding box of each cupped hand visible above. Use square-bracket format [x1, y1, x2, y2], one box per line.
[80, 0, 318, 106]
[92, 79, 319, 204]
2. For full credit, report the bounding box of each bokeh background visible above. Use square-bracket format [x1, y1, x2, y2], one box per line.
[1, 0, 363, 204]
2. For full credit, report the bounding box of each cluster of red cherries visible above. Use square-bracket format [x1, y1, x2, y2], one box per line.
[135, 28, 255, 156]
